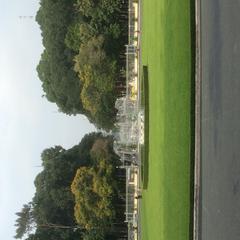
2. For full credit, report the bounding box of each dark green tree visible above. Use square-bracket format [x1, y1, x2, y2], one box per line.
[36, 0, 83, 115]
[15, 134, 127, 240]
[36, 0, 128, 129]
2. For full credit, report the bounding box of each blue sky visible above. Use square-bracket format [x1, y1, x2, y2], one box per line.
[0, 1, 95, 239]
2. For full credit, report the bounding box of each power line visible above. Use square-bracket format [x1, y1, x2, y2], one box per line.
[19, 16, 34, 19]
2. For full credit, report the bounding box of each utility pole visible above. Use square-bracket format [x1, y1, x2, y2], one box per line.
[38, 223, 82, 230]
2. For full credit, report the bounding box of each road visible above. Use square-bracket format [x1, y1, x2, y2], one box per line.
[200, 0, 240, 239]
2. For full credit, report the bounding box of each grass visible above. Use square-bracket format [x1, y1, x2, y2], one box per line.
[140, 1, 194, 240]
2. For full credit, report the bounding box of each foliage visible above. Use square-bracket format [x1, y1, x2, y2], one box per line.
[82, 229, 105, 240]
[36, 0, 83, 115]
[71, 165, 114, 230]
[75, 0, 96, 17]
[15, 133, 127, 240]
[14, 203, 34, 239]
[71, 138, 117, 230]
[15, 133, 100, 239]
[36, 0, 128, 129]
[73, 36, 117, 128]
[64, 23, 82, 52]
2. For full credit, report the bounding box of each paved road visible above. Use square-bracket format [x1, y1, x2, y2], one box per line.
[200, 0, 240, 239]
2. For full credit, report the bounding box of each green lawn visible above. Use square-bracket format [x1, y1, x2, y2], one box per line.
[140, 1, 193, 240]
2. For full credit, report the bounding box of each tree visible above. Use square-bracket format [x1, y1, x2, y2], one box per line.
[73, 36, 117, 129]
[75, 0, 96, 17]
[82, 229, 105, 240]
[15, 203, 35, 239]
[64, 23, 82, 52]
[90, 138, 109, 159]
[36, 0, 83, 115]
[35, 0, 128, 129]
[71, 135, 127, 239]
[71, 165, 115, 230]
[15, 133, 127, 240]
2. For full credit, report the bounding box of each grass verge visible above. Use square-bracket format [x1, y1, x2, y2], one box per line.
[140, 0, 195, 240]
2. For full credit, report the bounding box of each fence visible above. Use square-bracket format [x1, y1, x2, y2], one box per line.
[114, 0, 141, 239]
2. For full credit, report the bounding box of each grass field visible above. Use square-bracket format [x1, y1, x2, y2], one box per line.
[140, 0, 194, 240]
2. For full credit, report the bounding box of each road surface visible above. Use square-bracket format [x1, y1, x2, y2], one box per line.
[200, 0, 240, 239]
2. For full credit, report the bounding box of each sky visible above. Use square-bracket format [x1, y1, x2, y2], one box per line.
[0, 1, 96, 239]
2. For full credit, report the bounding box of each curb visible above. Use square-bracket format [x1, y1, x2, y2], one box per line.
[193, 0, 201, 239]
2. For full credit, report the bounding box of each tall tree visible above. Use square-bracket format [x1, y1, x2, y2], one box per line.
[36, 0, 83, 115]
[15, 133, 127, 240]
[36, 0, 128, 129]
[15, 203, 35, 239]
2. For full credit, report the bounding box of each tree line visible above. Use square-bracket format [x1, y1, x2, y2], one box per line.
[14, 0, 131, 239]
[15, 133, 128, 240]
[36, 0, 128, 130]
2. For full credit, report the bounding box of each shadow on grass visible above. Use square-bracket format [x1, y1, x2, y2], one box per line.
[141, 65, 149, 190]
